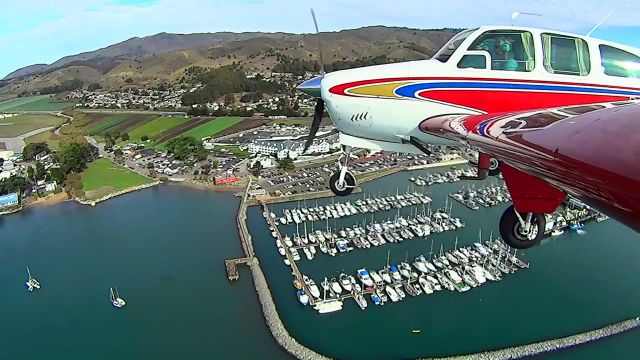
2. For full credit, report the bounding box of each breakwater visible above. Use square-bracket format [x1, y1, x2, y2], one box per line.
[76, 181, 161, 206]
[434, 317, 640, 360]
[234, 178, 329, 359]
[251, 258, 330, 360]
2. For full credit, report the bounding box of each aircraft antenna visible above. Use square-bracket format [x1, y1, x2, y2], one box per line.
[511, 11, 542, 25]
[586, 10, 614, 37]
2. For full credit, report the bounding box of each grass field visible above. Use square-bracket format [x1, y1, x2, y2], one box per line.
[179, 117, 244, 140]
[212, 145, 251, 158]
[24, 130, 61, 151]
[81, 158, 153, 199]
[0, 95, 74, 112]
[0, 114, 65, 137]
[127, 116, 190, 142]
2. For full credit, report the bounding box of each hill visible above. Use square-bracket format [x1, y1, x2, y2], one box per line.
[2, 26, 458, 94]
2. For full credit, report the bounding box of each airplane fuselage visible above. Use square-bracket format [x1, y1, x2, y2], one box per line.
[305, 25, 640, 154]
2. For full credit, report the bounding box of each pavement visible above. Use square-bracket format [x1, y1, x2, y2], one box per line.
[0, 126, 54, 153]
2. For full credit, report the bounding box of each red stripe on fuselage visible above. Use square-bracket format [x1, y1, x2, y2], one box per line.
[417, 90, 627, 114]
[328, 77, 640, 97]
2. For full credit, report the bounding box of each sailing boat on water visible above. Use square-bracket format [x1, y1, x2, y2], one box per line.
[25, 266, 41, 292]
[110, 287, 126, 308]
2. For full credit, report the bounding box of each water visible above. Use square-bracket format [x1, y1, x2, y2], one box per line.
[247, 170, 640, 359]
[0, 186, 287, 360]
[1, 174, 639, 359]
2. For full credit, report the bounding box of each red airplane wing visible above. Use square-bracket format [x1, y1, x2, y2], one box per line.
[419, 101, 640, 233]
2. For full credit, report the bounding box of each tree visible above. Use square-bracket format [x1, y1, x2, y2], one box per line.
[59, 142, 96, 174]
[120, 133, 129, 141]
[165, 137, 207, 161]
[49, 167, 65, 184]
[277, 156, 295, 170]
[114, 149, 123, 158]
[35, 162, 46, 180]
[27, 166, 35, 181]
[141, 135, 149, 142]
[87, 83, 102, 91]
[0, 175, 29, 195]
[23, 143, 50, 161]
[64, 173, 84, 198]
[125, 78, 134, 83]
[249, 160, 263, 177]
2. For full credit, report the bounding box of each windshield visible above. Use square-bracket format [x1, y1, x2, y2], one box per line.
[434, 28, 478, 63]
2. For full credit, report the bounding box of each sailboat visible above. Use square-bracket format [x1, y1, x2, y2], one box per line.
[25, 266, 41, 292]
[110, 287, 126, 308]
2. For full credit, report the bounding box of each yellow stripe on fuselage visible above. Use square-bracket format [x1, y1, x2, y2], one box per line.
[347, 82, 413, 98]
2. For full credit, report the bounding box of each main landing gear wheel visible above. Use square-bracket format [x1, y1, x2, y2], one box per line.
[329, 171, 356, 196]
[488, 158, 501, 176]
[499, 205, 545, 249]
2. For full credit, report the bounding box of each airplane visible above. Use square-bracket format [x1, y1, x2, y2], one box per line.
[296, 24, 640, 248]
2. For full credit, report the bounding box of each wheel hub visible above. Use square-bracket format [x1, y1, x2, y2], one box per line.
[334, 179, 347, 191]
[513, 222, 537, 241]
[489, 158, 499, 170]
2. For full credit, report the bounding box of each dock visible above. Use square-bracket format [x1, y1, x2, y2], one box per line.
[225, 257, 252, 281]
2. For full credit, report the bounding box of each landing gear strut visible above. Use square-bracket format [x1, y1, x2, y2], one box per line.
[499, 205, 545, 249]
[328, 146, 356, 196]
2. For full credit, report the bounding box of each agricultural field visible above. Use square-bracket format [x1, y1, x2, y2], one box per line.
[88, 113, 158, 135]
[180, 117, 244, 140]
[0, 95, 74, 112]
[81, 158, 153, 200]
[0, 114, 65, 137]
[127, 116, 190, 142]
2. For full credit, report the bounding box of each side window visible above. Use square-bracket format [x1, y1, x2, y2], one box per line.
[541, 34, 590, 76]
[458, 54, 487, 69]
[465, 30, 535, 71]
[599, 45, 640, 78]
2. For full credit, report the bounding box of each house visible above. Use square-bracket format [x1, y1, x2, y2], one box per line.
[44, 182, 57, 192]
[0, 193, 19, 209]
[0, 150, 14, 161]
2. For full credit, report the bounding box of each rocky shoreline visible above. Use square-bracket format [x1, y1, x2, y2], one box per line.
[76, 181, 161, 206]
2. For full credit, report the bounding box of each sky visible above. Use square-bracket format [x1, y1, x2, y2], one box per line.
[3, 0, 640, 78]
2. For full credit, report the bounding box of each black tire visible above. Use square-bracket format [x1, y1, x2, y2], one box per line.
[499, 205, 545, 249]
[329, 171, 356, 196]
[488, 158, 501, 176]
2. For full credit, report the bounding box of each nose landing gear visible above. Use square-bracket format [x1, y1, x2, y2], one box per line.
[328, 146, 357, 196]
[499, 205, 545, 249]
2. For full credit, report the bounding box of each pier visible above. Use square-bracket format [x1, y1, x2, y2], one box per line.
[225, 257, 252, 281]
[229, 177, 328, 359]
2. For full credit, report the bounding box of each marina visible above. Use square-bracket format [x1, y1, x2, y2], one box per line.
[295, 238, 529, 312]
[277, 190, 433, 225]
[449, 183, 511, 210]
[408, 168, 477, 186]
[276, 205, 464, 259]
[1, 180, 639, 360]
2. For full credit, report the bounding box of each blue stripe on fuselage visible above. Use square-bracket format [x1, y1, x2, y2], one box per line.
[393, 81, 640, 98]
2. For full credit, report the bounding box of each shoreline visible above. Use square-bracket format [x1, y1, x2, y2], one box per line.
[76, 181, 161, 206]
[27, 192, 70, 207]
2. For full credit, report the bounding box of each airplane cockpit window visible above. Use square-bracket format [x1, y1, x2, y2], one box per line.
[542, 34, 590, 76]
[434, 28, 477, 63]
[599, 45, 640, 79]
[464, 30, 535, 71]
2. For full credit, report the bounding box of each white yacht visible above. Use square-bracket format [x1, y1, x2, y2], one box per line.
[356, 268, 375, 289]
[339, 273, 352, 292]
[418, 276, 434, 294]
[385, 285, 400, 302]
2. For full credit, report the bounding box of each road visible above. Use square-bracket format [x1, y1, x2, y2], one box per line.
[0, 126, 54, 153]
